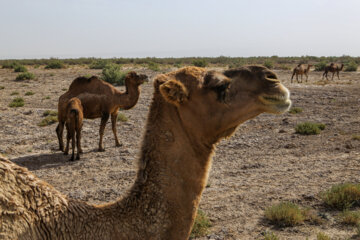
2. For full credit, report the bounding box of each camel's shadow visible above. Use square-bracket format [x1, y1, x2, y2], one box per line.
[11, 152, 73, 171]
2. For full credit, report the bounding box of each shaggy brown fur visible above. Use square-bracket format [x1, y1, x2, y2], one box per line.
[56, 72, 148, 152]
[0, 66, 291, 239]
[291, 64, 312, 83]
[64, 97, 83, 161]
[322, 63, 344, 80]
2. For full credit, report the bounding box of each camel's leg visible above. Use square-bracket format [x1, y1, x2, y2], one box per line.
[76, 130, 81, 160]
[331, 72, 335, 80]
[111, 112, 121, 147]
[56, 121, 65, 152]
[296, 74, 300, 83]
[70, 132, 75, 161]
[305, 73, 308, 82]
[300, 74, 303, 83]
[322, 71, 326, 80]
[337, 71, 340, 80]
[98, 113, 110, 152]
[291, 72, 295, 83]
[64, 130, 70, 155]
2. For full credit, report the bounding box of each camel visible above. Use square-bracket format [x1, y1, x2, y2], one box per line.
[56, 72, 148, 152]
[0, 66, 291, 239]
[291, 64, 312, 83]
[322, 63, 344, 80]
[64, 97, 83, 161]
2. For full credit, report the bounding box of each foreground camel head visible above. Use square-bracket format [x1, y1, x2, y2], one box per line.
[157, 66, 291, 142]
[125, 71, 148, 86]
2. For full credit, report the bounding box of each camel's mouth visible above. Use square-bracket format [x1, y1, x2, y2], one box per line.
[259, 85, 291, 114]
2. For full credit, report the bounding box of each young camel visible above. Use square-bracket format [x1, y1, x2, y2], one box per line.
[291, 64, 312, 83]
[0, 66, 291, 239]
[64, 97, 83, 161]
[56, 72, 148, 152]
[322, 63, 344, 80]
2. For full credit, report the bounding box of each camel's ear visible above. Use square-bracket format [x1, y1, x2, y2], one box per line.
[159, 80, 188, 106]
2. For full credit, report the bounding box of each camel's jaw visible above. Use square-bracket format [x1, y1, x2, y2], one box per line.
[259, 84, 291, 114]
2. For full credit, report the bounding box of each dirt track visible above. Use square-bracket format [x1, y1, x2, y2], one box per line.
[0, 66, 359, 239]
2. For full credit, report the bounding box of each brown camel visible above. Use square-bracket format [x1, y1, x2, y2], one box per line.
[291, 64, 312, 83]
[64, 97, 83, 161]
[322, 63, 344, 80]
[56, 71, 148, 152]
[0, 66, 291, 239]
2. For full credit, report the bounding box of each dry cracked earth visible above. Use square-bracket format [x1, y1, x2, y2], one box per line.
[0, 66, 359, 239]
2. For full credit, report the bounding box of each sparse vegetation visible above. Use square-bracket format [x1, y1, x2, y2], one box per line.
[16, 72, 35, 80]
[263, 60, 274, 69]
[117, 113, 128, 122]
[147, 62, 160, 71]
[45, 60, 65, 69]
[344, 61, 358, 72]
[0, 86, 4, 90]
[25, 91, 34, 96]
[289, 107, 303, 114]
[192, 59, 208, 68]
[38, 115, 58, 126]
[9, 97, 24, 107]
[101, 64, 127, 86]
[341, 210, 360, 226]
[2, 61, 18, 69]
[317, 232, 331, 240]
[89, 59, 108, 69]
[295, 122, 325, 135]
[43, 110, 58, 117]
[315, 61, 328, 71]
[190, 209, 211, 238]
[320, 183, 360, 210]
[10, 91, 19, 96]
[14, 65, 27, 72]
[265, 202, 305, 226]
[352, 135, 360, 141]
[263, 232, 279, 240]
[43, 96, 51, 100]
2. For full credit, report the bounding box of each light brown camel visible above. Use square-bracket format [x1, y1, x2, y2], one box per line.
[64, 97, 83, 161]
[0, 66, 291, 239]
[291, 64, 312, 83]
[322, 63, 344, 80]
[56, 72, 148, 152]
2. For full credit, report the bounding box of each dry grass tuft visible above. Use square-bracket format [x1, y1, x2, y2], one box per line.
[190, 209, 211, 238]
[320, 183, 360, 210]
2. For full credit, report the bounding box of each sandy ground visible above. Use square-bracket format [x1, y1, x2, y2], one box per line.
[0, 66, 359, 239]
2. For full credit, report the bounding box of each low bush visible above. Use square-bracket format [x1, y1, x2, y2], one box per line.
[38, 115, 58, 126]
[14, 65, 27, 72]
[117, 113, 128, 122]
[147, 62, 160, 71]
[9, 97, 24, 107]
[345, 61, 358, 72]
[89, 59, 108, 69]
[101, 64, 127, 86]
[315, 61, 328, 71]
[265, 202, 305, 226]
[289, 107, 303, 114]
[43, 110, 58, 117]
[45, 60, 65, 69]
[0, 86, 4, 90]
[320, 183, 360, 210]
[25, 91, 34, 96]
[192, 59, 208, 68]
[263, 232, 279, 240]
[2, 61, 18, 69]
[317, 232, 331, 240]
[295, 122, 325, 135]
[263, 60, 274, 69]
[16, 72, 35, 81]
[190, 209, 211, 238]
[10, 91, 19, 96]
[341, 210, 360, 225]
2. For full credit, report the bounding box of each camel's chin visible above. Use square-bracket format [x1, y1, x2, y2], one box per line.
[262, 99, 292, 114]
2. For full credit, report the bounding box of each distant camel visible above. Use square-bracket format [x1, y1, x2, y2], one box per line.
[291, 64, 312, 83]
[57, 72, 148, 152]
[64, 97, 83, 161]
[322, 63, 344, 80]
[0, 66, 291, 239]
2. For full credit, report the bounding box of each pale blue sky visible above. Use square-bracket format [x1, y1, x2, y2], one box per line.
[0, 0, 359, 59]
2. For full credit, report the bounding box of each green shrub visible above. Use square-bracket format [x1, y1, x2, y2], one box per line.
[14, 65, 27, 72]
[265, 202, 305, 226]
[295, 122, 325, 135]
[147, 62, 160, 71]
[117, 113, 128, 122]
[43, 96, 51, 100]
[345, 61, 358, 72]
[264, 60, 274, 69]
[101, 64, 127, 86]
[190, 209, 211, 238]
[10, 91, 19, 96]
[192, 59, 208, 68]
[9, 97, 24, 107]
[263, 232, 279, 240]
[43, 110, 58, 117]
[289, 107, 303, 114]
[45, 60, 65, 69]
[317, 232, 331, 240]
[25, 91, 34, 96]
[2, 61, 18, 69]
[0, 86, 4, 90]
[320, 183, 360, 210]
[341, 210, 360, 225]
[315, 62, 328, 71]
[16, 72, 35, 80]
[38, 115, 58, 126]
[89, 59, 108, 69]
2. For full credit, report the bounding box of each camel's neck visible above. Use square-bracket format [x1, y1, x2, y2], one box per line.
[114, 83, 140, 110]
[108, 96, 214, 239]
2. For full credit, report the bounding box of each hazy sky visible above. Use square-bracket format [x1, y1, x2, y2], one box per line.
[0, 0, 359, 59]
